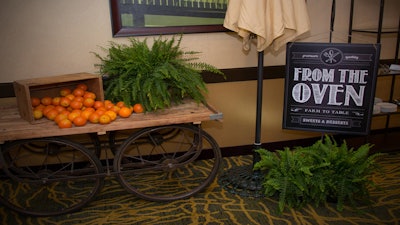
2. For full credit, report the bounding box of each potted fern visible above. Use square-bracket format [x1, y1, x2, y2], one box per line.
[254, 135, 383, 213]
[93, 35, 223, 111]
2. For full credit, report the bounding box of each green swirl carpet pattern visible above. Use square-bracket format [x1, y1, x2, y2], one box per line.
[1, 154, 400, 225]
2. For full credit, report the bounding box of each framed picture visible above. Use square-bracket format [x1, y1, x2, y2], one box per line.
[110, 0, 228, 37]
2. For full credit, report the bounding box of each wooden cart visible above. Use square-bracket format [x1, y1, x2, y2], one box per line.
[0, 97, 223, 216]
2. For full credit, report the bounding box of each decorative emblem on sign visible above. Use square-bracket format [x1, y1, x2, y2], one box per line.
[321, 48, 343, 65]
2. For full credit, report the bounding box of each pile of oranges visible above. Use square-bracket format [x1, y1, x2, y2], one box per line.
[31, 83, 144, 129]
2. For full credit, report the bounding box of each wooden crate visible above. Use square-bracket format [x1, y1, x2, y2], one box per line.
[13, 73, 104, 124]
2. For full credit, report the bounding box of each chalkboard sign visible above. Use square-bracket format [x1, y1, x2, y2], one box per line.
[283, 42, 380, 135]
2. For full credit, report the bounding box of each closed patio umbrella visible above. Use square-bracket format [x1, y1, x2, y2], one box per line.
[219, 0, 311, 197]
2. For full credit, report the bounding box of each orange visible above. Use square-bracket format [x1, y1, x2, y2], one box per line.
[88, 112, 100, 124]
[81, 110, 93, 120]
[54, 113, 68, 124]
[83, 91, 96, 100]
[70, 100, 83, 110]
[34, 104, 46, 112]
[105, 110, 117, 121]
[58, 119, 72, 128]
[93, 101, 104, 109]
[95, 107, 106, 116]
[59, 110, 70, 116]
[68, 111, 81, 122]
[83, 98, 95, 108]
[76, 83, 88, 91]
[70, 109, 82, 115]
[116, 101, 125, 108]
[54, 105, 66, 113]
[42, 105, 55, 116]
[99, 114, 111, 124]
[96, 106, 106, 111]
[84, 107, 96, 113]
[73, 116, 87, 127]
[60, 88, 72, 97]
[104, 100, 114, 110]
[51, 97, 61, 106]
[31, 97, 41, 107]
[59, 97, 71, 107]
[33, 109, 43, 120]
[73, 96, 84, 102]
[110, 105, 121, 114]
[65, 94, 75, 101]
[118, 107, 132, 118]
[133, 103, 144, 113]
[41, 97, 53, 106]
[104, 100, 112, 105]
[72, 88, 85, 97]
[45, 109, 59, 121]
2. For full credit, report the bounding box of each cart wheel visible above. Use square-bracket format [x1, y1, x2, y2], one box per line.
[0, 137, 104, 216]
[113, 124, 221, 201]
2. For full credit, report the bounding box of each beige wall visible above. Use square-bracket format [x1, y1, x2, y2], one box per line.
[1, 0, 399, 148]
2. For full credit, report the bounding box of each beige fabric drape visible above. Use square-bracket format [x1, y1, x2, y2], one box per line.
[224, 0, 311, 52]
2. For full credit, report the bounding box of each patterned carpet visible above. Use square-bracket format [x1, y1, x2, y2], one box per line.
[1, 153, 400, 225]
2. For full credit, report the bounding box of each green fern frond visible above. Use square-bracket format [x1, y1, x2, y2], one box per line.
[255, 135, 381, 213]
[93, 35, 224, 111]
[254, 149, 277, 170]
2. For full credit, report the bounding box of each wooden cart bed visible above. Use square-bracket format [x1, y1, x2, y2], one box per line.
[0, 98, 222, 143]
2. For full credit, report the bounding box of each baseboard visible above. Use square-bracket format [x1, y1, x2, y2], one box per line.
[220, 128, 400, 158]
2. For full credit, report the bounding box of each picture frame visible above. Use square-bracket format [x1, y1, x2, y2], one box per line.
[110, 0, 228, 37]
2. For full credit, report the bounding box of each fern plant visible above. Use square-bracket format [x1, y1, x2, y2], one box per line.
[254, 148, 315, 213]
[303, 136, 383, 211]
[254, 135, 383, 213]
[93, 35, 223, 111]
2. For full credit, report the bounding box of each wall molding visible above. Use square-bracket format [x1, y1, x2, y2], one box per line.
[202, 65, 285, 83]
[0, 83, 15, 98]
[0, 65, 286, 98]
[1, 59, 395, 98]
[220, 127, 400, 158]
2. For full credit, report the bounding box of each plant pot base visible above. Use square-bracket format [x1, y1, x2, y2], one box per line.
[218, 165, 265, 198]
